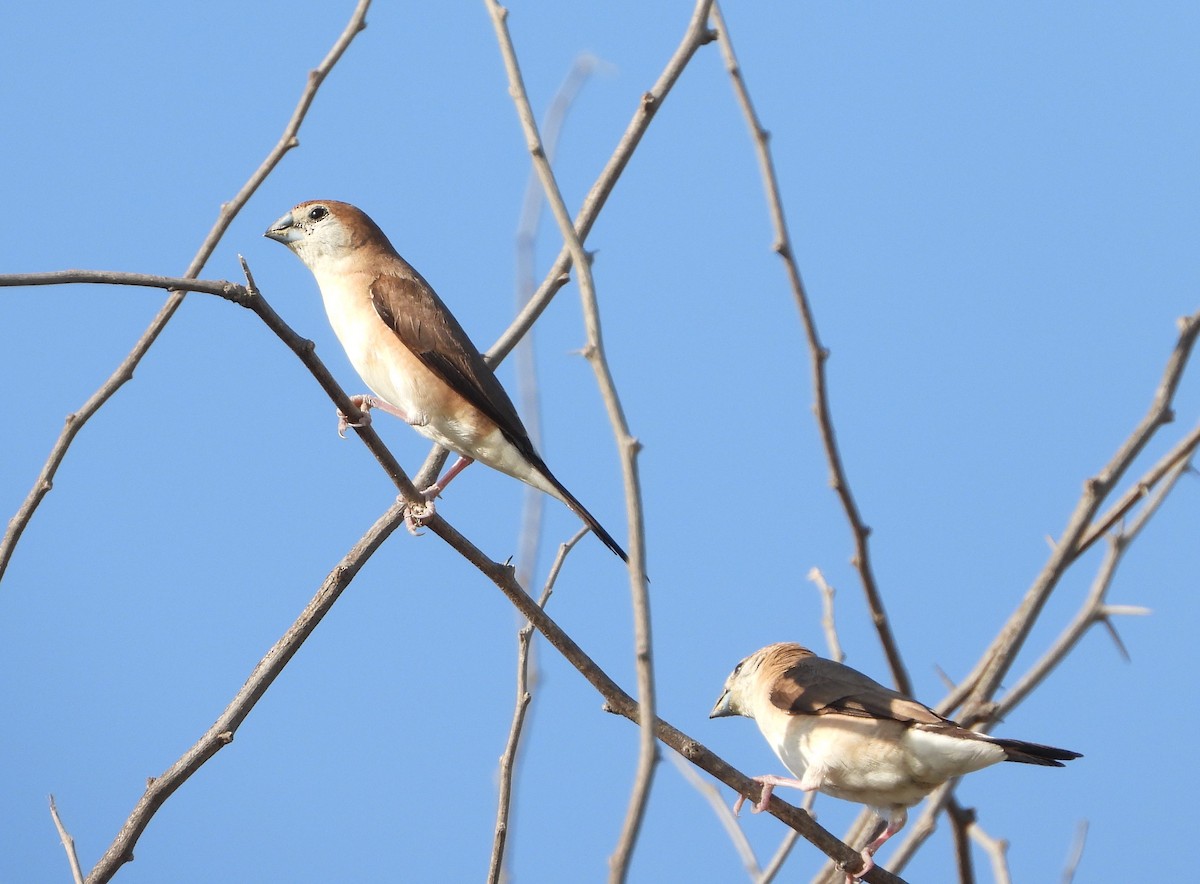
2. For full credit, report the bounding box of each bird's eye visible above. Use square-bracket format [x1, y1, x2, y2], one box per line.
[308, 206, 328, 222]
[733, 661, 744, 675]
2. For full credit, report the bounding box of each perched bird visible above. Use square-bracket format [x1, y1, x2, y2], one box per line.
[711, 643, 1080, 879]
[265, 200, 627, 562]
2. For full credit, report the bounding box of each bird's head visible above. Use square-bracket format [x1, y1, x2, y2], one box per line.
[710, 643, 810, 720]
[265, 200, 393, 269]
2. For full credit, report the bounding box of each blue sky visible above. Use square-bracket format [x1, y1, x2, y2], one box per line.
[2, 3, 1198, 882]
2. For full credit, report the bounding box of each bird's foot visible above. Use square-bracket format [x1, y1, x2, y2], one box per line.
[733, 774, 809, 816]
[844, 848, 875, 882]
[404, 495, 436, 535]
[337, 394, 377, 438]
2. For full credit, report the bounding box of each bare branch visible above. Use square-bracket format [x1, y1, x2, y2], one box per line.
[995, 454, 1187, 718]
[49, 795, 84, 884]
[0, 271, 244, 298]
[483, 4, 657, 879]
[807, 568, 844, 663]
[946, 800, 977, 884]
[488, 527, 587, 883]
[86, 499, 409, 883]
[943, 308, 1200, 723]
[709, 1, 910, 696]
[0, 0, 372, 586]
[962, 811, 1010, 884]
[1075, 422, 1200, 557]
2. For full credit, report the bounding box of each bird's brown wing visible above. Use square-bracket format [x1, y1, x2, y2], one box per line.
[769, 656, 946, 725]
[369, 271, 541, 465]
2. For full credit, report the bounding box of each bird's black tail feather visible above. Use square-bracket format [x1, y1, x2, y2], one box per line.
[539, 467, 628, 563]
[994, 738, 1082, 767]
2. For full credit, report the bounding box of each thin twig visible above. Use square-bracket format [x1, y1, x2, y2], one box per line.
[709, 1, 910, 696]
[960, 805, 1010, 884]
[995, 456, 1184, 718]
[0, 0, 372, 586]
[484, 4, 657, 880]
[807, 568, 844, 663]
[1074, 422, 1200, 556]
[49, 795, 85, 884]
[944, 308, 1200, 724]
[946, 800, 977, 884]
[86, 499, 409, 883]
[488, 527, 587, 883]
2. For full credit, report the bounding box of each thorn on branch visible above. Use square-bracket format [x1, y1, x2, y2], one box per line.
[700, 27, 719, 45]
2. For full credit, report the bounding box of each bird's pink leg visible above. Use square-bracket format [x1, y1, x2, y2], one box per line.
[404, 458, 475, 536]
[423, 456, 475, 500]
[337, 394, 410, 437]
[732, 774, 810, 816]
[845, 809, 907, 882]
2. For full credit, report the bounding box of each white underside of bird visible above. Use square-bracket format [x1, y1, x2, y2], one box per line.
[755, 706, 1007, 811]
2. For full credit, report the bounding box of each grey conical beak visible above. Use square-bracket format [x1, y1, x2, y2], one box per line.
[710, 688, 735, 719]
[264, 211, 299, 243]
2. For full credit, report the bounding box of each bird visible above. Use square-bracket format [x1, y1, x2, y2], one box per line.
[710, 642, 1080, 880]
[264, 200, 627, 562]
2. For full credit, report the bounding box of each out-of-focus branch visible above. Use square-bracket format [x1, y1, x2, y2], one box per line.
[86, 499, 410, 883]
[49, 796, 84, 884]
[1060, 821, 1088, 884]
[709, 1, 910, 697]
[489, 528, 587, 883]
[0, 0, 372, 586]
[667, 750, 763, 879]
[510, 56, 596, 583]
[483, 5, 655, 881]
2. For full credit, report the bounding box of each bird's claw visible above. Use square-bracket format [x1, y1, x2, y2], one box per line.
[336, 395, 376, 437]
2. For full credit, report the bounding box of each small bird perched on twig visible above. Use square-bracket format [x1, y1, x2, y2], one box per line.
[265, 200, 627, 562]
[711, 642, 1080, 880]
